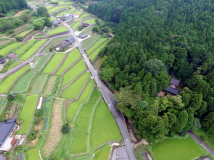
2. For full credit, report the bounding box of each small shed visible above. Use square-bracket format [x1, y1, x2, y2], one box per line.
[0, 59, 6, 64]
[82, 23, 90, 27]
[11, 138, 16, 145]
[7, 53, 16, 59]
[80, 33, 88, 39]
[170, 78, 180, 87]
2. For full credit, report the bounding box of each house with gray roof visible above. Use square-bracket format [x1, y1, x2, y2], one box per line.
[51, 20, 60, 26]
[79, 33, 88, 39]
[62, 13, 74, 20]
[57, 36, 75, 50]
[164, 78, 180, 95]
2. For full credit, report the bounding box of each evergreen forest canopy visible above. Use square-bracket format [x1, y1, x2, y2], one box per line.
[85, 0, 214, 142]
[0, 0, 28, 14]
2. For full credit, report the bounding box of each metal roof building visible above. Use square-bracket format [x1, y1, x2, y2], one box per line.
[0, 119, 16, 145]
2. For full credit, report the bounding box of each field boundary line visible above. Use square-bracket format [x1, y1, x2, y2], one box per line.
[36, 74, 48, 94]
[39, 148, 43, 160]
[38, 53, 54, 72]
[93, 139, 122, 152]
[60, 57, 82, 76]
[51, 52, 68, 75]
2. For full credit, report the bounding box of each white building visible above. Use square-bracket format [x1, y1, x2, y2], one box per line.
[74, 14, 79, 19]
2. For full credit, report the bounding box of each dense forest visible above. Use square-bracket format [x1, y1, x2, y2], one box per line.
[0, 0, 27, 14]
[85, 0, 214, 142]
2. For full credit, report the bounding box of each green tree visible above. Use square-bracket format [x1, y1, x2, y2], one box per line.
[100, 68, 114, 82]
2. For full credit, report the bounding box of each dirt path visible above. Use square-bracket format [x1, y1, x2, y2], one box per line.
[43, 100, 63, 158]
[13, 10, 28, 17]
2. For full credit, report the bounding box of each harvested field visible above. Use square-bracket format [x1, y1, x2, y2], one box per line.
[48, 26, 69, 36]
[83, 34, 101, 50]
[89, 41, 109, 61]
[62, 60, 87, 88]
[31, 74, 48, 93]
[71, 89, 100, 154]
[93, 57, 102, 70]
[0, 42, 22, 55]
[43, 100, 62, 158]
[93, 145, 111, 160]
[0, 65, 29, 93]
[55, 49, 81, 76]
[42, 53, 65, 73]
[27, 148, 41, 160]
[44, 76, 57, 95]
[12, 71, 36, 93]
[66, 79, 94, 123]
[34, 53, 52, 71]
[61, 72, 91, 99]
[15, 39, 37, 55]
[44, 36, 69, 52]
[13, 10, 28, 17]
[87, 38, 108, 54]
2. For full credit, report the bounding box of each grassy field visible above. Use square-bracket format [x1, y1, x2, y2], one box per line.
[62, 60, 87, 87]
[73, 10, 82, 15]
[79, 14, 89, 20]
[59, 8, 76, 17]
[19, 40, 47, 60]
[48, 26, 68, 36]
[0, 42, 22, 55]
[71, 21, 81, 29]
[8, 61, 21, 70]
[49, 17, 55, 21]
[87, 38, 108, 54]
[15, 39, 37, 55]
[31, 74, 48, 93]
[193, 129, 214, 151]
[42, 53, 65, 73]
[34, 53, 52, 71]
[66, 79, 94, 123]
[71, 89, 100, 154]
[83, 34, 101, 50]
[152, 137, 205, 160]
[93, 145, 111, 160]
[55, 49, 81, 76]
[84, 19, 96, 24]
[19, 95, 38, 134]
[61, 72, 90, 99]
[15, 29, 33, 37]
[48, 6, 68, 13]
[44, 36, 69, 52]
[91, 101, 122, 148]
[12, 71, 35, 93]
[0, 65, 29, 93]
[79, 26, 93, 36]
[27, 148, 41, 160]
[89, 41, 108, 61]
[46, 6, 53, 10]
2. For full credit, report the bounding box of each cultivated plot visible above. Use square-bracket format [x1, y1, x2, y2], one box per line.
[48, 6, 68, 13]
[0, 65, 29, 93]
[27, 148, 41, 160]
[48, 26, 69, 36]
[55, 49, 81, 76]
[44, 76, 57, 95]
[61, 72, 91, 99]
[34, 53, 52, 71]
[19, 95, 38, 134]
[62, 60, 87, 88]
[73, 10, 82, 15]
[79, 14, 89, 20]
[42, 53, 65, 74]
[59, 8, 76, 17]
[15, 39, 37, 55]
[89, 41, 108, 61]
[83, 34, 101, 50]
[31, 74, 48, 93]
[86, 37, 108, 54]
[44, 36, 69, 52]
[0, 42, 22, 55]
[8, 61, 21, 70]
[71, 21, 81, 29]
[66, 79, 94, 123]
[15, 29, 33, 38]
[93, 145, 111, 160]
[79, 26, 93, 36]
[84, 19, 96, 24]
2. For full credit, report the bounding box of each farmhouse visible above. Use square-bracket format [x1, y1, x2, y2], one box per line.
[51, 20, 60, 26]
[79, 33, 88, 39]
[82, 23, 90, 27]
[0, 58, 6, 64]
[7, 53, 16, 59]
[74, 14, 79, 19]
[0, 119, 17, 151]
[62, 13, 74, 20]
[164, 78, 180, 95]
[57, 36, 75, 50]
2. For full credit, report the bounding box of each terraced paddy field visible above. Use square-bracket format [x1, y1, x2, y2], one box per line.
[27, 148, 41, 160]
[79, 14, 89, 20]
[15, 29, 33, 37]
[34, 53, 52, 71]
[19, 39, 47, 60]
[46, 6, 53, 9]
[79, 26, 93, 36]
[15, 39, 37, 55]
[48, 6, 68, 13]
[61, 72, 91, 99]
[19, 95, 38, 134]
[73, 10, 82, 15]
[58, 1, 73, 5]
[94, 145, 111, 160]
[42, 53, 65, 73]
[12, 71, 36, 93]
[59, 8, 76, 17]
[71, 21, 81, 29]
[87, 37, 108, 54]
[71, 89, 100, 154]
[84, 19, 96, 24]
[0, 65, 29, 93]
[31, 74, 48, 93]
[89, 41, 109, 61]
[44, 76, 57, 95]
[55, 49, 81, 76]
[83, 34, 101, 50]
[8, 61, 21, 70]
[0, 42, 22, 55]
[44, 36, 69, 52]
[48, 26, 69, 36]
[62, 60, 87, 87]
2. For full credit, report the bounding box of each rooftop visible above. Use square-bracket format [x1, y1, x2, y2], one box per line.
[0, 119, 16, 145]
[164, 87, 180, 95]
[170, 78, 180, 86]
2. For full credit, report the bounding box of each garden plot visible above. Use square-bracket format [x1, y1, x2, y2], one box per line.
[15, 39, 37, 55]
[27, 148, 41, 160]
[62, 60, 87, 87]
[7, 61, 21, 70]
[48, 26, 69, 36]
[55, 49, 81, 76]
[31, 74, 48, 93]
[89, 41, 109, 61]
[15, 29, 33, 38]
[59, 8, 76, 17]
[0, 65, 29, 93]
[12, 71, 36, 93]
[42, 53, 65, 73]
[44, 36, 69, 52]
[71, 89, 100, 154]
[71, 22, 81, 29]
[84, 19, 96, 24]
[83, 34, 101, 50]
[0, 42, 22, 55]
[93, 145, 111, 160]
[61, 72, 91, 99]
[86, 37, 108, 54]
[79, 26, 93, 36]
[19, 40, 47, 60]
[34, 53, 52, 71]
[48, 6, 68, 13]
[43, 100, 62, 158]
[91, 101, 122, 148]
[19, 95, 38, 134]
[66, 79, 94, 123]
[44, 76, 57, 95]
[152, 137, 205, 160]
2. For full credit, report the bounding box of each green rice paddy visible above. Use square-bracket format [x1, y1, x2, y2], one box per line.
[84, 19, 96, 24]
[15, 39, 37, 55]
[48, 26, 69, 36]
[66, 79, 94, 123]
[61, 72, 91, 99]
[27, 148, 41, 160]
[15, 29, 33, 37]
[49, 17, 56, 22]
[55, 49, 81, 76]
[59, 8, 76, 17]
[79, 26, 93, 36]
[62, 60, 87, 87]
[46, 6, 53, 10]
[48, 6, 68, 13]
[42, 53, 65, 73]
[8, 61, 21, 70]
[0, 42, 22, 55]
[34, 53, 52, 71]
[93, 145, 111, 160]
[73, 10, 82, 15]
[79, 14, 89, 20]
[71, 21, 81, 29]
[83, 34, 101, 50]
[87, 38, 107, 54]
[31, 74, 48, 93]
[89, 41, 108, 61]
[19, 95, 38, 134]
[0, 65, 29, 93]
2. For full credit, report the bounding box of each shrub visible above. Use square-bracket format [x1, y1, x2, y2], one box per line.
[35, 109, 43, 117]
[61, 124, 70, 134]
[180, 130, 187, 137]
[28, 130, 38, 140]
[8, 94, 16, 102]
[16, 37, 23, 42]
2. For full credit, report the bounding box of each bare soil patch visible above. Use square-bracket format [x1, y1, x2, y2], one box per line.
[93, 57, 102, 70]
[43, 100, 62, 157]
[0, 40, 11, 46]
[28, 120, 44, 146]
[44, 76, 57, 95]
[13, 10, 28, 17]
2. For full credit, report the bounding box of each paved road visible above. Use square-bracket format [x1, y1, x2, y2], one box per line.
[188, 131, 214, 157]
[63, 22, 136, 160]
